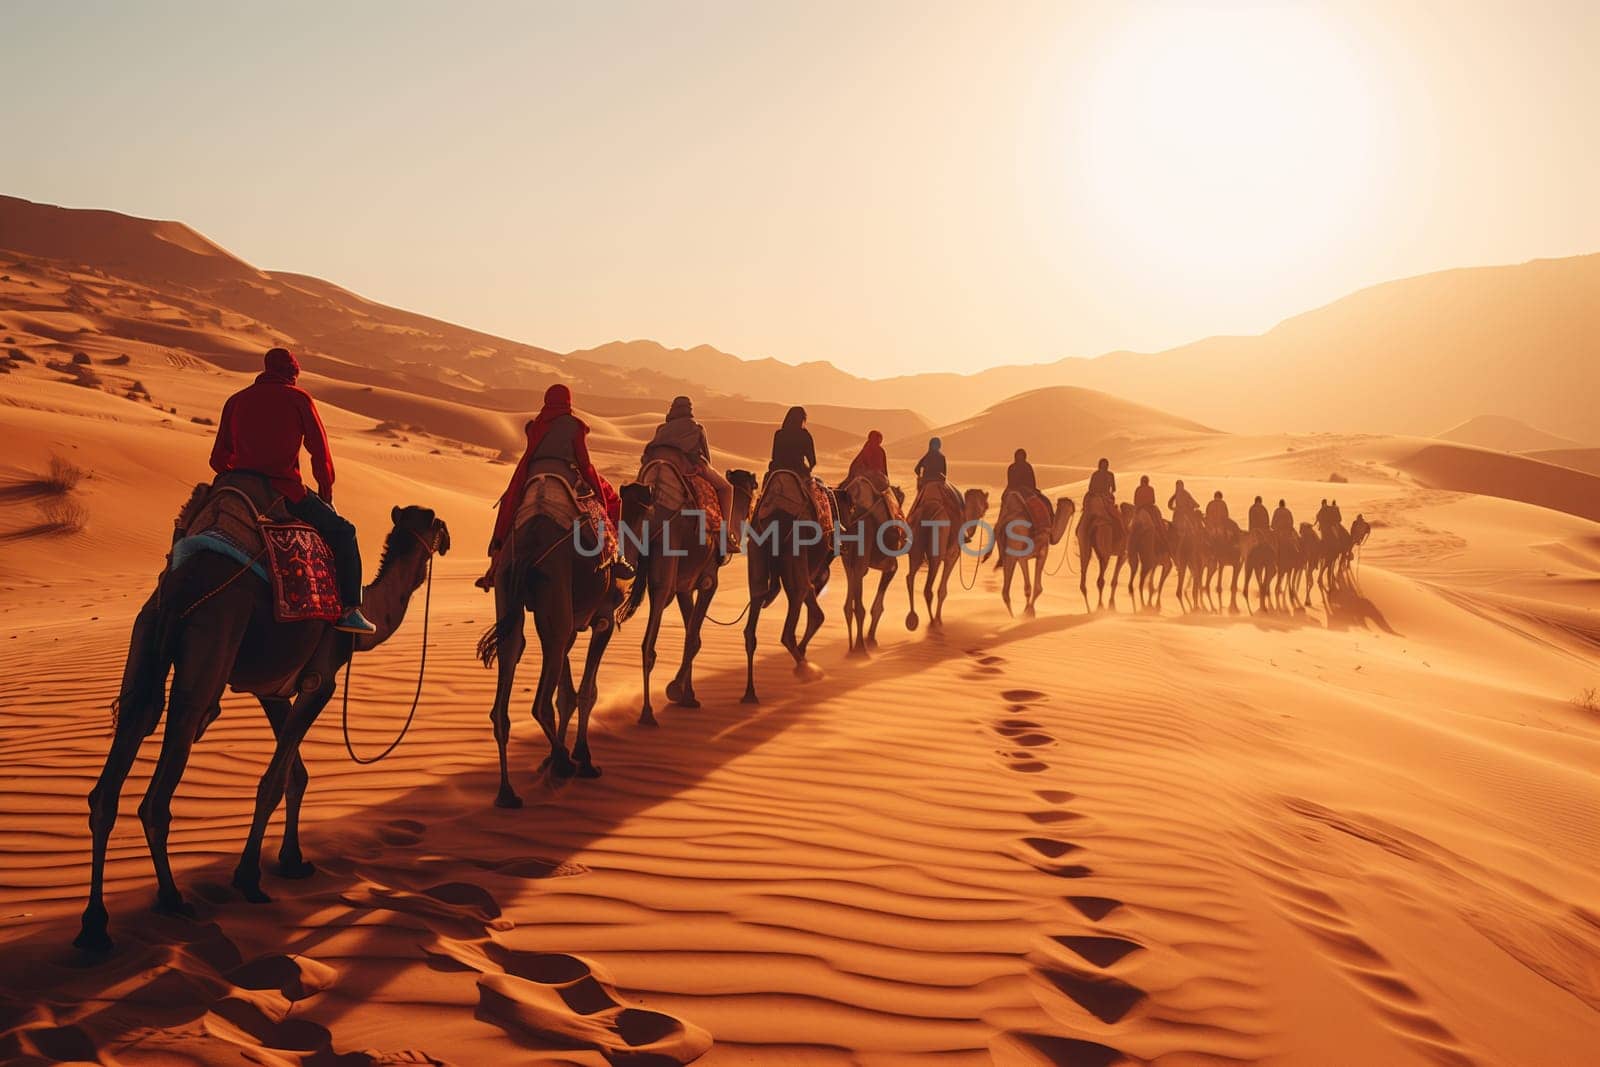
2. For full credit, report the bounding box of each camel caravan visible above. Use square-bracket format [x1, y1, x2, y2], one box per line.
[74, 351, 1373, 952]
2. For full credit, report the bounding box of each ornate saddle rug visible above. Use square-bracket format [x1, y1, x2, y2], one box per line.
[168, 478, 341, 622]
[908, 480, 964, 527]
[637, 458, 723, 542]
[514, 473, 617, 564]
[998, 490, 1052, 554]
[756, 469, 835, 531]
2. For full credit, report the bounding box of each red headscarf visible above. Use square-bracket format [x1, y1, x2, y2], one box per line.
[847, 429, 888, 480]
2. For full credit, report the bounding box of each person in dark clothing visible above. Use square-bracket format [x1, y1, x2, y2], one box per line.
[1206, 490, 1230, 526]
[1248, 495, 1270, 533]
[1133, 475, 1159, 521]
[1168, 479, 1199, 516]
[914, 437, 947, 486]
[1271, 499, 1295, 535]
[1087, 458, 1116, 500]
[769, 406, 817, 477]
[210, 347, 372, 634]
[1006, 449, 1038, 495]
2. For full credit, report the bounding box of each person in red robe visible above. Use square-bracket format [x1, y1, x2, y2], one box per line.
[481, 384, 628, 588]
[846, 430, 889, 482]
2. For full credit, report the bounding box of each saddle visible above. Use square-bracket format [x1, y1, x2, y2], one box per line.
[638, 454, 724, 542]
[998, 490, 1051, 554]
[168, 474, 343, 623]
[909, 479, 964, 526]
[756, 469, 835, 532]
[513, 471, 617, 565]
[839, 473, 907, 552]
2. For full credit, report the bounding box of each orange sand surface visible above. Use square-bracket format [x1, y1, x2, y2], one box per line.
[3, 300, 1600, 1065]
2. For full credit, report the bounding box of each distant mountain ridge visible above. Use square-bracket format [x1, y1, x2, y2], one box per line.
[5, 194, 1597, 442]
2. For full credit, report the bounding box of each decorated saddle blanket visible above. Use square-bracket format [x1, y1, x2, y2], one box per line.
[513, 473, 618, 565]
[637, 458, 724, 541]
[909, 480, 964, 526]
[169, 479, 342, 623]
[999, 490, 1052, 552]
[756, 469, 835, 531]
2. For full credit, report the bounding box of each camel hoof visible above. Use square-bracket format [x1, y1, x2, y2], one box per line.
[866, 636, 879, 649]
[741, 691, 760, 705]
[577, 762, 603, 779]
[230, 875, 272, 905]
[1024, 604, 1037, 618]
[74, 907, 112, 954]
[547, 752, 578, 779]
[665, 679, 684, 702]
[671, 695, 701, 709]
[905, 612, 919, 631]
[638, 710, 658, 728]
[274, 857, 317, 880]
[153, 890, 197, 918]
[494, 786, 523, 809]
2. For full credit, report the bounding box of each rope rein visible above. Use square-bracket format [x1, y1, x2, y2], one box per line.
[340, 531, 436, 764]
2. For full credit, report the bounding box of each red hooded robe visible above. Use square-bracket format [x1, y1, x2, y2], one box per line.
[846, 430, 888, 481]
[490, 384, 620, 549]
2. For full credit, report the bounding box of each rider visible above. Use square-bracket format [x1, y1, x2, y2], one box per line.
[209, 347, 373, 634]
[1083, 458, 1123, 535]
[914, 436, 947, 487]
[769, 406, 817, 477]
[1316, 498, 1339, 529]
[1271, 498, 1295, 538]
[1206, 490, 1230, 527]
[644, 395, 733, 530]
[1248, 495, 1270, 534]
[1351, 512, 1371, 545]
[1168, 479, 1199, 520]
[1133, 475, 1160, 522]
[847, 429, 889, 483]
[483, 383, 631, 588]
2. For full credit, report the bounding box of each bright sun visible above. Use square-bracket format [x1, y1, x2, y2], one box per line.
[1073, 6, 1382, 282]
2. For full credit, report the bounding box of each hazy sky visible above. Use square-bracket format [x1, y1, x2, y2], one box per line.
[4, 1, 1597, 377]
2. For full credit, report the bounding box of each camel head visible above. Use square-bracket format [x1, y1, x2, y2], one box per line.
[961, 488, 990, 542]
[891, 484, 905, 507]
[389, 505, 450, 562]
[726, 468, 757, 538]
[1050, 497, 1075, 545]
[619, 482, 654, 525]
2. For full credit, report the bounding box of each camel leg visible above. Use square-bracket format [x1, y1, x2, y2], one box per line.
[866, 560, 895, 647]
[532, 597, 576, 778]
[933, 554, 956, 628]
[779, 567, 806, 665]
[232, 685, 333, 903]
[796, 585, 825, 661]
[904, 552, 922, 632]
[1001, 559, 1015, 616]
[1024, 556, 1039, 617]
[922, 556, 941, 630]
[845, 561, 866, 656]
[742, 560, 765, 704]
[668, 587, 711, 707]
[489, 594, 526, 809]
[571, 623, 612, 779]
[143, 626, 240, 917]
[261, 697, 315, 879]
[637, 571, 670, 727]
[76, 673, 163, 951]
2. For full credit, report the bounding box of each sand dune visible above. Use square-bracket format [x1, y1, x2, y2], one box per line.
[3, 337, 1599, 1065]
[1437, 414, 1589, 453]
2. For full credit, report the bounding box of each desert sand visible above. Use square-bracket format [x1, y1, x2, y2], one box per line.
[2, 205, 1599, 1065]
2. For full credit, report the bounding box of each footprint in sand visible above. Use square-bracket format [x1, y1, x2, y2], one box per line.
[1039, 965, 1147, 1024]
[1036, 789, 1076, 804]
[1051, 935, 1143, 968]
[345, 880, 513, 937]
[996, 1032, 1128, 1067]
[1001, 688, 1049, 703]
[1066, 895, 1124, 921]
[1027, 810, 1082, 825]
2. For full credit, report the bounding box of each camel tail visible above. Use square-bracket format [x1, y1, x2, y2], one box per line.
[112, 592, 171, 736]
[477, 613, 517, 669]
[615, 538, 650, 627]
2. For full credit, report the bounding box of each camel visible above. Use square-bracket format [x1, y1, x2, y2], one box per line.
[835, 473, 906, 653]
[480, 465, 628, 808]
[903, 483, 990, 632]
[988, 491, 1074, 616]
[76, 503, 449, 953]
[1315, 516, 1352, 591]
[1297, 522, 1323, 604]
[741, 470, 836, 703]
[1171, 508, 1207, 603]
[618, 455, 754, 724]
[1123, 507, 1172, 606]
[1235, 525, 1278, 607]
[1272, 527, 1304, 605]
[1076, 495, 1128, 606]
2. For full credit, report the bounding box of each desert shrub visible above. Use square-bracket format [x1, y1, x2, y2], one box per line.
[71, 367, 103, 388]
[191, 415, 215, 426]
[72, 351, 91, 364]
[1329, 471, 1348, 483]
[37, 497, 87, 533]
[8, 348, 32, 362]
[104, 353, 131, 366]
[1577, 687, 1598, 714]
[44, 454, 85, 492]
